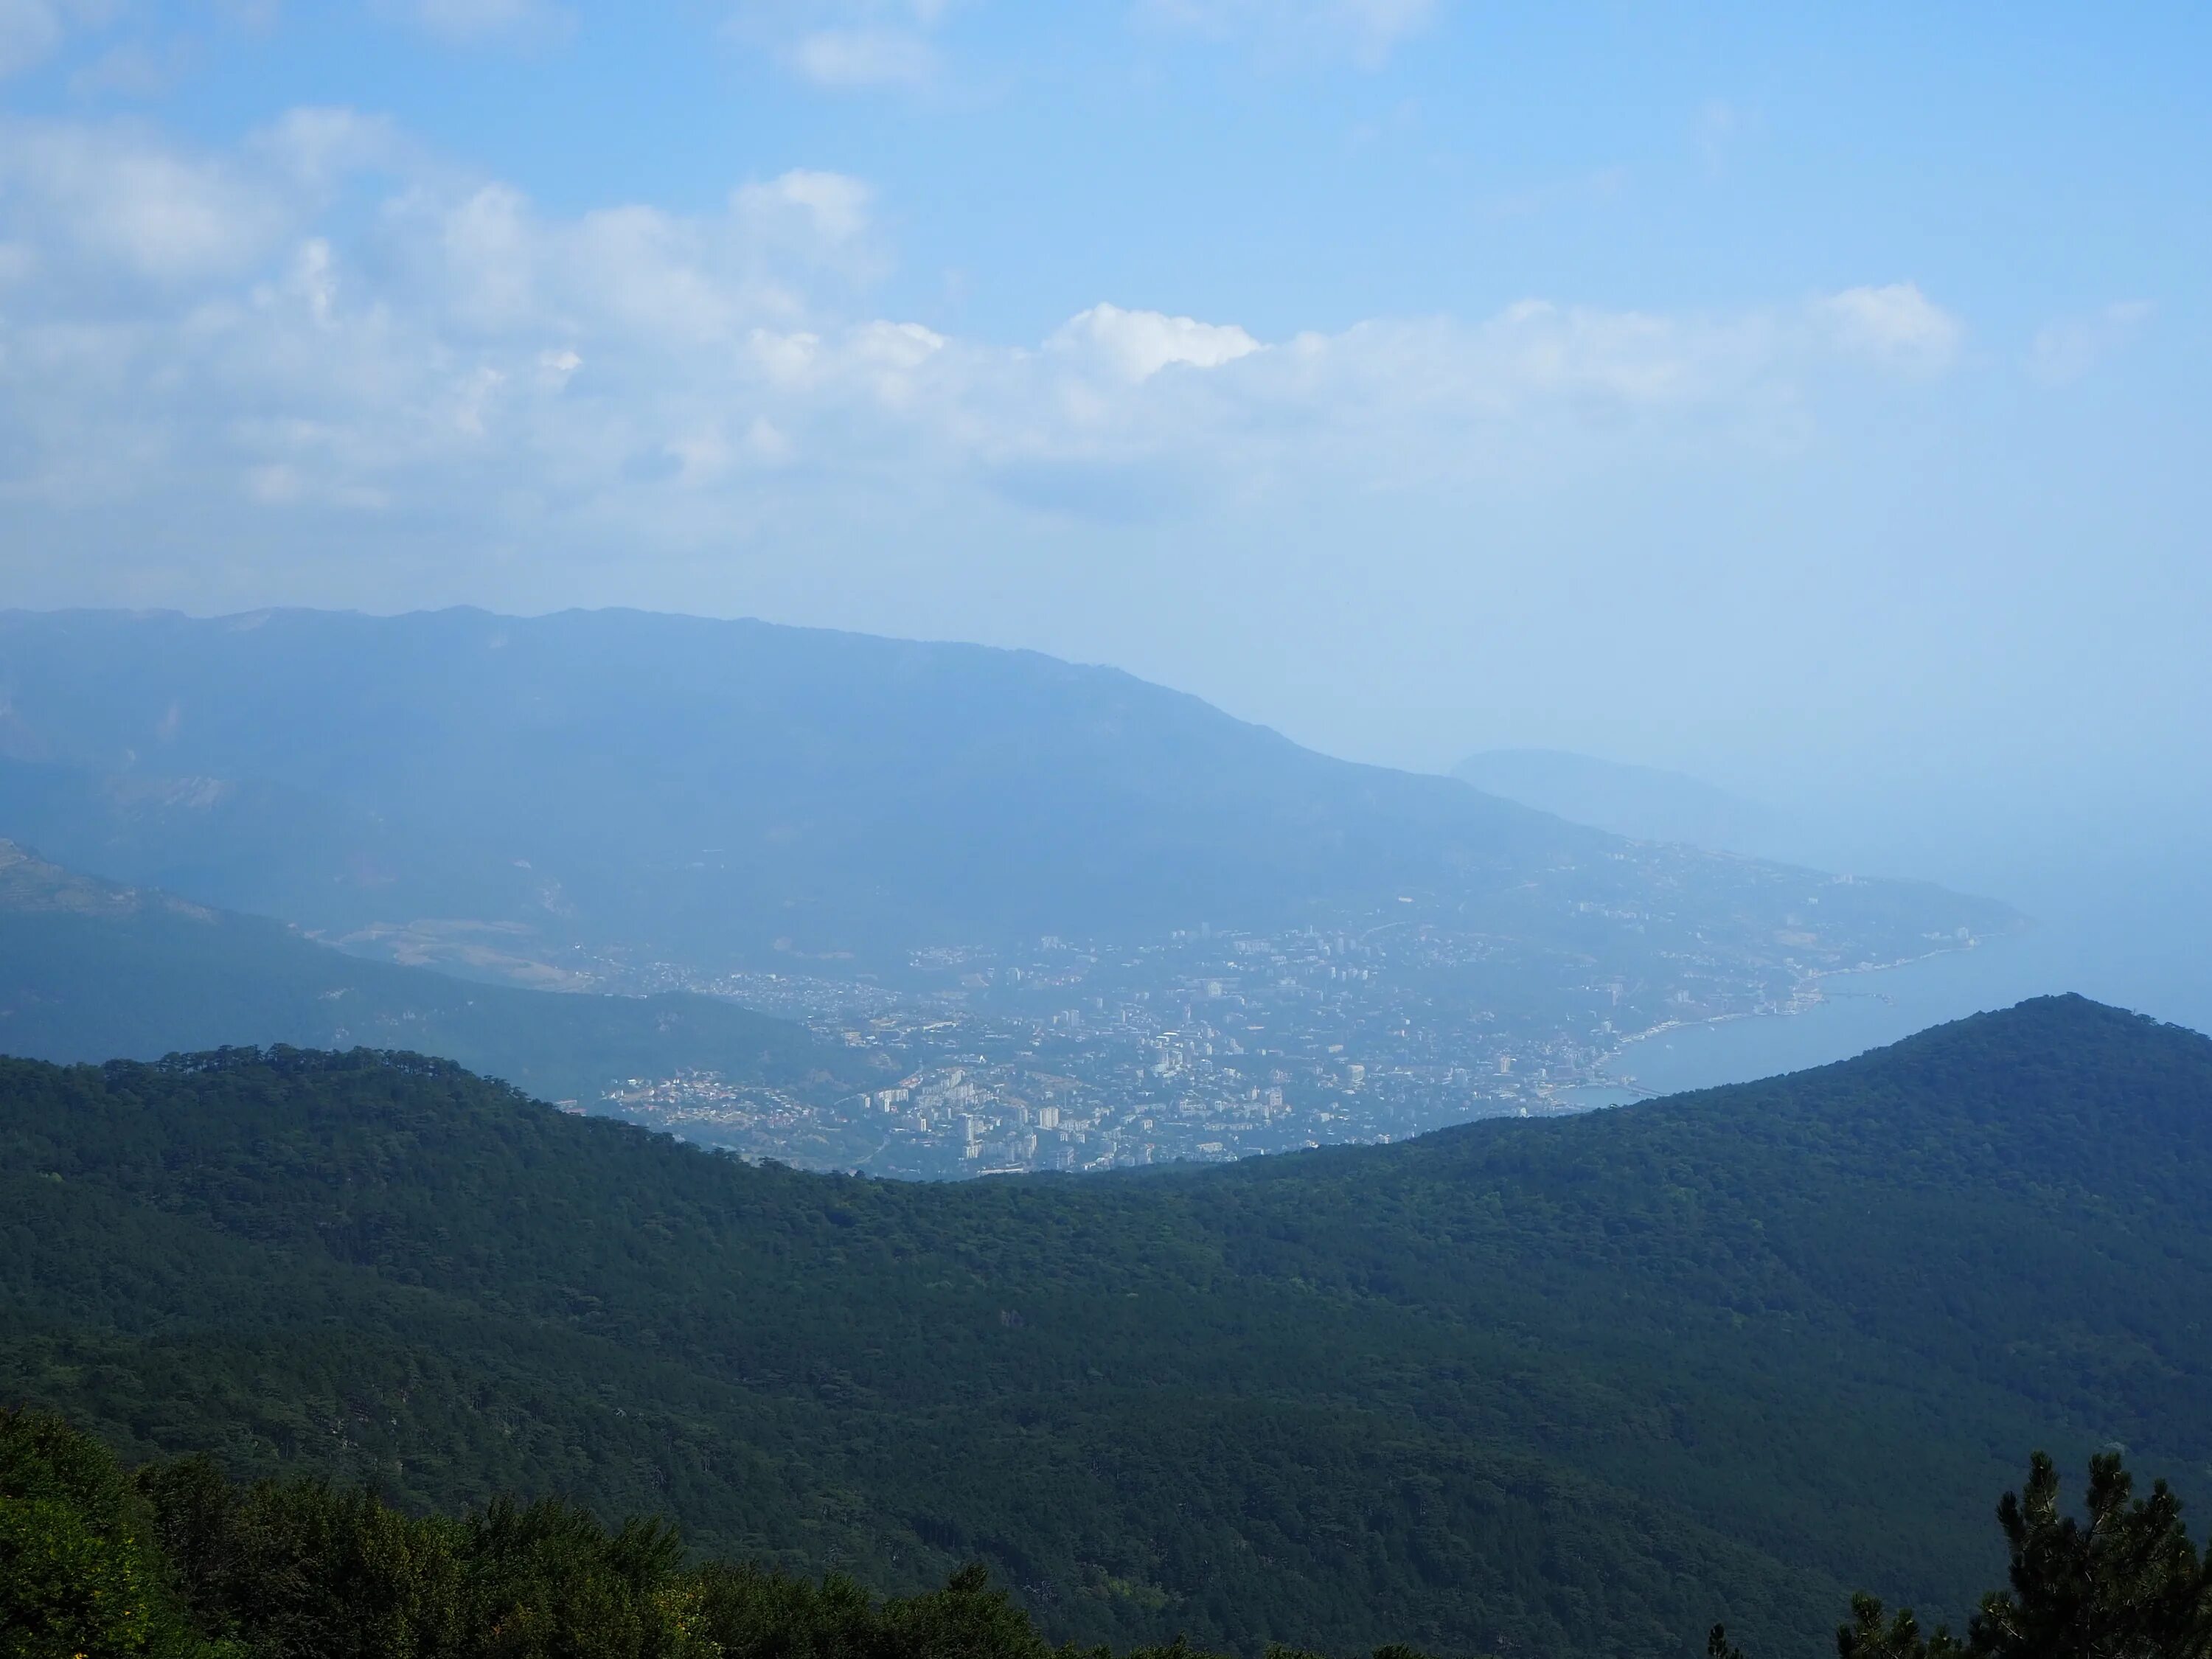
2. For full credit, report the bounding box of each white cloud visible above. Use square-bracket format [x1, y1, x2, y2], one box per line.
[355, 161, 876, 347]
[1050, 303, 1262, 380]
[535, 347, 580, 392]
[1810, 282, 1961, 375]
[0, 108, 406, 300]
[2028, 300, 2152, 386]
[250, 105, 410, 189]
[1141, 0, 1439, 68]
[733, 167, 874, 246]
[0, 119, 294, 283]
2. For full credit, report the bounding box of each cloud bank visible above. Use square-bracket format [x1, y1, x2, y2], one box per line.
[0, 106, 1966, 594]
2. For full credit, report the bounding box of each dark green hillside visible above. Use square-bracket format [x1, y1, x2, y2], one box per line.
[0, 840, 874, 1106]
[3, 996, 2208, 1658]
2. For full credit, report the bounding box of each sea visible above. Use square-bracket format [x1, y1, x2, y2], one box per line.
[1562, 885, 2212, 1107]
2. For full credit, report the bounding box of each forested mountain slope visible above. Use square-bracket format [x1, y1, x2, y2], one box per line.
[0, 839, 873, 1106]
[4, 995, 2205, 1659]
[0, 607, 2006, 978]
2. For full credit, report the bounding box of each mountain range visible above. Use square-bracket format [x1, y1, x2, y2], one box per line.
[4, 994, 2206, 1659]
[0, 608, 2010, 989]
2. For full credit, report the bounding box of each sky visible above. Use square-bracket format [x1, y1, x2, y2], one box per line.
[0, 1, 2206, 849]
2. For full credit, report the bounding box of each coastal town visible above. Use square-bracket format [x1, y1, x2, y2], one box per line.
[591, 883, 1969, 1178]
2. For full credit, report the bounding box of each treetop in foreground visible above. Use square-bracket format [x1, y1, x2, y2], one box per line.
[1712, 1451, 2212, 1659]
[1, 1407, 1429, 1659]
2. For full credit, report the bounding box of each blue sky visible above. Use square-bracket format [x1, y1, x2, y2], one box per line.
[0, 0, 2206, 832]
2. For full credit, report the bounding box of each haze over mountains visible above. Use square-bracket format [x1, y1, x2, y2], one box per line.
[1453, 748, 1800, 861]
[0, 608, 2006, 989]
[1453, 740, 2212, 1077]
[5, 996, 2207, 1659]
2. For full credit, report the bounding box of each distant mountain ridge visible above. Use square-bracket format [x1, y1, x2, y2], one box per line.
[0, 838, 874, 1108]
[0, 608, 2010, 986]
[4, 994, 2207, 1658]
[1453, 746, 1796, 858]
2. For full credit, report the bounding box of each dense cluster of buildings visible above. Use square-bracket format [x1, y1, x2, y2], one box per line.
[597, 903, 1841, 1176]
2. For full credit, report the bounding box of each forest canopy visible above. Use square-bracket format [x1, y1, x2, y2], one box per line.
[13, 1411, 2209, 1659]
[4, 996, 2211, 1656]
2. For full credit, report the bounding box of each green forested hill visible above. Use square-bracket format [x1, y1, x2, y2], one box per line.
[0, 839, 877, 1105]
[3, 995, 2208, 1659]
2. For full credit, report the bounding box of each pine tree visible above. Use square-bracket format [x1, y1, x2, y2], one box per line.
[1719, 1453, 2212, 1659]
[1966, 1452, 2212, 1659]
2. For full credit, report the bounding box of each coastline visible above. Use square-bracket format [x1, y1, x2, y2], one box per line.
[1568, 930, 2030, 1107]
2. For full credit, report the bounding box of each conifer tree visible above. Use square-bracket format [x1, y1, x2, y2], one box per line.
[1722, 1453, 2212, 1659]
